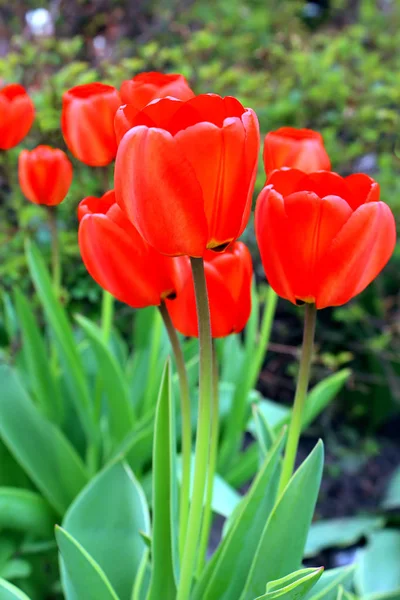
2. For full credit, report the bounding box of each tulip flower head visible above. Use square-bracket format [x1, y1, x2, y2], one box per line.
[120, 71, 194, 109]
[115, 94, 260, 257]
[78, 191, 179, 308]
[0, 84, 35, 150]
[263, 127, 331, 176]
[19, 145, 73, 206]
[62, 83, 121, 167]
[166, 242, 253, 338]
[255, 169, 396, 309]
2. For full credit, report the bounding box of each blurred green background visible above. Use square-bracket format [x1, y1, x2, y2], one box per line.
[1, 0, 399, 515]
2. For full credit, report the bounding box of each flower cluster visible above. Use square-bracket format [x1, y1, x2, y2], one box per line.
[2, 72, 396, 336]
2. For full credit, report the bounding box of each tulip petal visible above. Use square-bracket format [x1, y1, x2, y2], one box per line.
[316, 202, 396, 308]
[344, 173, 380, 210]
[79, 214, 169, 308]
[115, 126, 208, 257]
[174, 119, 247, 249]
[167, 260, 237, 338]
[237, 109, 261, 237]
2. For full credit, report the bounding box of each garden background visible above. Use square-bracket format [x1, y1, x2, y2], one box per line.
[1, 0, 400, 597]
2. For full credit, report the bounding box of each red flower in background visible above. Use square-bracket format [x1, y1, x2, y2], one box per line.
[120, 72, 194, 109]
[61, 83, 121, 166]
[114, 94, 260, 257]
[167, 242, 253, 338]
[78, 191, 178, 308]
[19, 145, 73, 206]
[263, 127, 331, 176]
[0, 84, 35, 150]
[255, 168, 396, 309]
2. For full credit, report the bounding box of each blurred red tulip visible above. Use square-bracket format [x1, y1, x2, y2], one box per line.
[61, 83, 121, 167]
[115, 94, 260, 257]
[19, 145, 73, 206]
[166, 242, 253, 338]
[0, 84, 35, 150]
[78, 191, 179, 308]
[120, 71, 194, 109]
[263, 127, 331, 176]
[255, 168, 396, 309]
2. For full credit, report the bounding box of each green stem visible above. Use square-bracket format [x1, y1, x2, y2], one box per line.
[101, 290, 114, 343]
[46, 206, 61, 298]
[278, 302, 317, 494]
[177, 257, 213, 600]
[158, 301, 192, 561]
[196, 341, 219, 575]
[143, 309, 163, 415]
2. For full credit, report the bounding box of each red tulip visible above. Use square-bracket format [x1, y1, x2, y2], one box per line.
[166, 242, 253, 338]
[114, 94, 260, 257]
[255, 169, 396, 309]
[120, 71, 194, 109]
[18, 145, 73, 206]
[78, 191, 178, 308]
[263, 127, 331, 176]
[0, 84, 35, 150]
[61, 83, 121, 167]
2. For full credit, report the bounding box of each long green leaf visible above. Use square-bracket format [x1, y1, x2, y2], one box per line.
[62, 460, 150, 600]
[0, 488, 56, 537]
[305, 566, 355, 600]
[255, 567, 323, 600]
[0, 578, 32, 600]
[194, 430, 285, 600]
[75, 315, 135, 444]
[14, 289, 63, 423]
[240, 441, 324, 600]
[0, 366, 88, 515]
[26, 241, 95, 440]
[56, 527, 119, 600]
[354, 530, 400, 596]
[146, 361, 178, 599]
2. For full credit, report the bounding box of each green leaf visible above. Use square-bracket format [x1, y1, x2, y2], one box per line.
[382, 466, 400, 509]
[56, 527, 119, 600]
[252, 404, 276, 460]
[0, 578, 32, 600]
[305, 566, 355, 600]
[75, 315, 135, 444]
[240, 441, 324, 600]
[302, 370, 351, 429]
[255, 567, 323, 599]
[0, 366, 88, 515]
[305, 516, 385, 557]
[62, 460, 150, 600]
[355, 530, 400, 596]
[146, 361, 178, 599]
[0, 488, 56, 537]
[194, 429, 285, 600]
[26, 241, 95, 440]
[14, 289, 63, 423]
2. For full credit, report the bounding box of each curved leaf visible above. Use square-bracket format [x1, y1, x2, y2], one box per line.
[0, 366, 88, 515]
[0, 488, 56, 537]
[62, 460, 150, 600]
[56, 527, 119, 600]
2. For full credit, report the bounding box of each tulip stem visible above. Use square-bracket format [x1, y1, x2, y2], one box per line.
[177, 257, 213, 600]
[158, 301, 192, 562]
[101, 290, 114, 343]
[278, 302, 317, 495]
[196, 341, 219, 575]
[46, 206, 61, 299]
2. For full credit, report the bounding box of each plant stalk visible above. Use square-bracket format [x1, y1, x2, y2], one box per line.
[278, 302, 317, 494]
[46, 206, 61, 299]
[158, 301, 192, 560]
[177, 257, 213, 600]
[196, 340, 219, 574]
